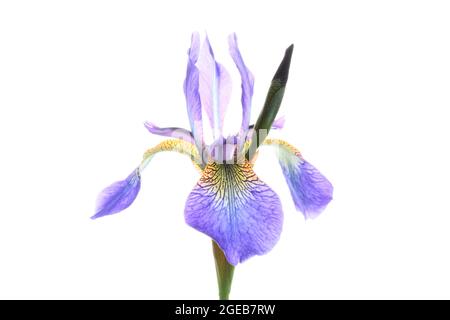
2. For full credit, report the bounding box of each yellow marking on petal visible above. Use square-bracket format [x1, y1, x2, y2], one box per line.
[241, 139, 258, 165]
[140, 139, 202, 172]
[244, 138, 302, 163]
[261, 138, 303, 171]
[263, 138, 302, 157]
[241, 140, 252, 155]
[198, 161, 259, 209]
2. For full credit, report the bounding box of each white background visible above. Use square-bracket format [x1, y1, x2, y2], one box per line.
[1, 0, 450, 299]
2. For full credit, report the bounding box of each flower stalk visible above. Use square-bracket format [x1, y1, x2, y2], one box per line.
[212, 241, 235, 300]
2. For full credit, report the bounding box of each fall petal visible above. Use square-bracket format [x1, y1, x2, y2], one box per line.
[184, 162, 283, 265]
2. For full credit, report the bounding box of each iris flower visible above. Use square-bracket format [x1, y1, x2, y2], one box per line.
[92, 33, 333, 299]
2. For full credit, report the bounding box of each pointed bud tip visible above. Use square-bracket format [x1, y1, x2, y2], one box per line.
[273, 44, 294, 84]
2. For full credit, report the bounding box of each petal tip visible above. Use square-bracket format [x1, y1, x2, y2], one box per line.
[93, 169, 141, 219]
[292, 161, 333, 219]
[143, 121, 153, 130]
[90, 213, 101, 220]
[228, 32, 238, 46]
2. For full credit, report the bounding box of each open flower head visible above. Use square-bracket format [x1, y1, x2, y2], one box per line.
[93, 33, 333, 266]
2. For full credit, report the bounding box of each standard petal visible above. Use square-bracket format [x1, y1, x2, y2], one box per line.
[144, 122, 195, 145]
[92, 168, 141, 219]
[264, 139, 333, 219]
[197, 36, 232, 138]
[184, 161, 283, 265]
[184, 32, 203, 150]
[229, 33, 254, 136]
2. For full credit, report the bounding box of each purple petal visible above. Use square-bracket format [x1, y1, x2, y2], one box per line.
[197, 36, 232, 138]
[208, 136, 238, 163]
[144, 122, 195, 145]
[184, 32, 203, 149]
[184, 162, 283, 265]
[229, 33, 254, 135]
[271, 116, 285, 129]
[92, 169, 141, 219]
[280, 157, 333, 219]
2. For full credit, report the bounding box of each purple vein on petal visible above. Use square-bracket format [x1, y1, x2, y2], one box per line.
[283, 159, 333, 219]
[266, 139, 333, 219]
[184, 161, 283, 265]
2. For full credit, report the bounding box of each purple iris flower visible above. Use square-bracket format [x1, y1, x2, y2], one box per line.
[93, 33, 333, 268]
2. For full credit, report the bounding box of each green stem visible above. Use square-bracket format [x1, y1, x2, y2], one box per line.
[212, 241, 235, 300]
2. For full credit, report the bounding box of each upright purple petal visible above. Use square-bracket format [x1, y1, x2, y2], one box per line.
[229, 33, 254, 135]
[184, 32, 203, 150]
[92, 168, 141, 219]
[144, 122, 195, 145]
[270, 140, 333, 219]
[184, 162, 283, 265]
[197, 36, 232, 139]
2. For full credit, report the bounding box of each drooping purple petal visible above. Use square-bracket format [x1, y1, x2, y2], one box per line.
[92, 168, 141, 219]
[197, 36, 232, 138]
[144, 121, 195, 145]
[281, 160, 333, 219]
[271, 140, 333, 219]
[184, 32, 203, 150]
[184, 162, 283, 265]
[229, 33, 254, 135]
